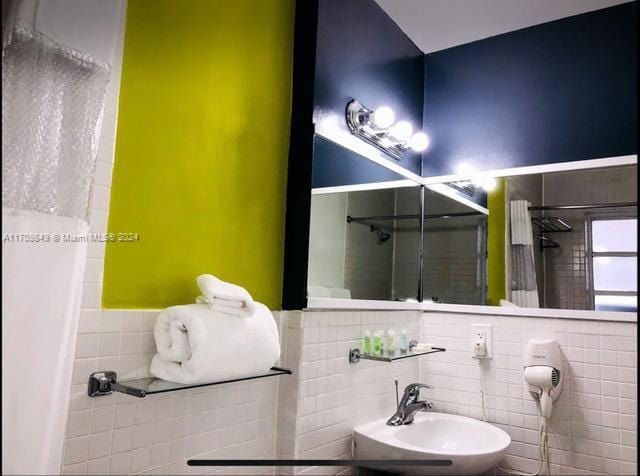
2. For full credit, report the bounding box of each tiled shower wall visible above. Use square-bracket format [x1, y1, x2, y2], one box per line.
[541, 166, 637, 310]
[392, 187, 486, 305]
[506, 166, 637, 310]
[344, 189, 396, 300]
[420, 312, 637, 476]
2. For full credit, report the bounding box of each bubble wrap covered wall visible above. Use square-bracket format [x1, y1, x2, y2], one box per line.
[2, 23, 110, 220]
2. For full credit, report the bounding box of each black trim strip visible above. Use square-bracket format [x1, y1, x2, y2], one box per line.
[188, 459, 453, 467]
[281, 0, 320, 310]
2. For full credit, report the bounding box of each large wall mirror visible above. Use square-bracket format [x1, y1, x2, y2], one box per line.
[306, 132, 637, 314]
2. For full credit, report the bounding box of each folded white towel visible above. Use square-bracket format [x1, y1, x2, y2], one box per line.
[150, 303, 280, 385]
[195, 274, 255, 317]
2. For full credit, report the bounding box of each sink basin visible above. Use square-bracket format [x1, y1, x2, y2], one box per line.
[353, 412, 511, 475]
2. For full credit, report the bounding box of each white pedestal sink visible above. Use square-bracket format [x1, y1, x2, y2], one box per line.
[353, 412, 511, 475]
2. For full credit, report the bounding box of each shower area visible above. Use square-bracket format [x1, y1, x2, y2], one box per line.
[506, 165, 638, 311]
[307, 186, 422, 301]
[2, 0, 122, 473]
[308, 186, 487, 304]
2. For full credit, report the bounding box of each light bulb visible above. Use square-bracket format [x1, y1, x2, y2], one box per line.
[473, 175, 497, 192]
[408, 132, 430, 151]
[371, 106, 395, 128]
[389, 121, 413, 141]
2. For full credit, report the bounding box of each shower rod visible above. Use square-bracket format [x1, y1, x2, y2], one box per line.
[346, 201, 636, 223]
[527, 201, 637, 211]
[347, 211, 484, 222]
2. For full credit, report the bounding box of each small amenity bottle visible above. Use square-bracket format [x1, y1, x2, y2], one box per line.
[387, 329, 396, 357]
[399, 329, 408, 354]
[362, 330, 371, 355]
[373, 330, 383, 356]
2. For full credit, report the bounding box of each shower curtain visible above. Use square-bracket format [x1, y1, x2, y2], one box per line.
[2, 1, 112, 473]
[509, 200, 540, 308]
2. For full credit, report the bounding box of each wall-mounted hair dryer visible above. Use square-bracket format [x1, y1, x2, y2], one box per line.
[523, 339, 566, 418]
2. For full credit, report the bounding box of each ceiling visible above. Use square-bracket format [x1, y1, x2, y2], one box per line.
[375, 0, 632, 53]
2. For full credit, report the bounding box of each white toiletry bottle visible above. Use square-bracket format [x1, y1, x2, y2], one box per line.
[399, 329, 408, 354]
[387, 329, 396, 356]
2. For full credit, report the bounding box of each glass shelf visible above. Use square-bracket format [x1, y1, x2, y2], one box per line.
[349, 347, 445, 364]
[88, 367, 292, 398]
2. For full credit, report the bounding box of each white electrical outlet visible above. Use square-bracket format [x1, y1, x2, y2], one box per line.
[471, 324, 492, 359]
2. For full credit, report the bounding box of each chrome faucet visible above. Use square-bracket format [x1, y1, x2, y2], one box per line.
[387, 383, 434, 426]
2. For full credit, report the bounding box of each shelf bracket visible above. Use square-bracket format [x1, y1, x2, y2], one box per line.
[88, 371, 145, 398]
[88, 371, 117, 397]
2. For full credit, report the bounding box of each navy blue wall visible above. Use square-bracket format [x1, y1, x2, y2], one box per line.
[422, 2, 638, 178]
[312, 136, 406, 188]
[312, 0, 424, 187]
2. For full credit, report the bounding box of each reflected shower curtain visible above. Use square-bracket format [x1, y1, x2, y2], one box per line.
[2, 4, 110, 474]
[509, 200, 540, 308]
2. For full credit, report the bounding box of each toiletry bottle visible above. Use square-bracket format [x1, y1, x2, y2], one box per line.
[379, 330, 385, 356]
[373, 331, 382, 356]
[399, 329, 408, 354]
[387, 329, 396, 357]
[363, 330, 371, 355]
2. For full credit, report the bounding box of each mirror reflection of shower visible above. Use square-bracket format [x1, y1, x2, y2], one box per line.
[370, 224, 391, 243]
[308, 185, 423, 301]
[506, 165, 637, 312]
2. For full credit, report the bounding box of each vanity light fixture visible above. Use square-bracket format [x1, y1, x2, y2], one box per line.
[451, 163, 498, 193]
[449, 176, 497, 196]
[389, 120, 413, 141]
[345, 99, 430, 160]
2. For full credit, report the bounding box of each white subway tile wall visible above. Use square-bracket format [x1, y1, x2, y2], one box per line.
[65, 309, 282, 476]
[70, 284, 638, 475]
[277, 311, 422, 475]
[420, 312, 637, 476]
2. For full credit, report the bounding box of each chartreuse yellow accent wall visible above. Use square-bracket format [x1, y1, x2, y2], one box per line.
[487, 178, 506, 306]
[103, 0, 294, 309]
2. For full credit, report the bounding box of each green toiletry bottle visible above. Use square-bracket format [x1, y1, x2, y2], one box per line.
[363, 330, 371, 354]
[373, 330, 382, 356]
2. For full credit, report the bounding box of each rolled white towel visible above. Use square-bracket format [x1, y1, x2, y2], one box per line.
[195, 274, 255, 317]
[150, 303, 280, 384]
